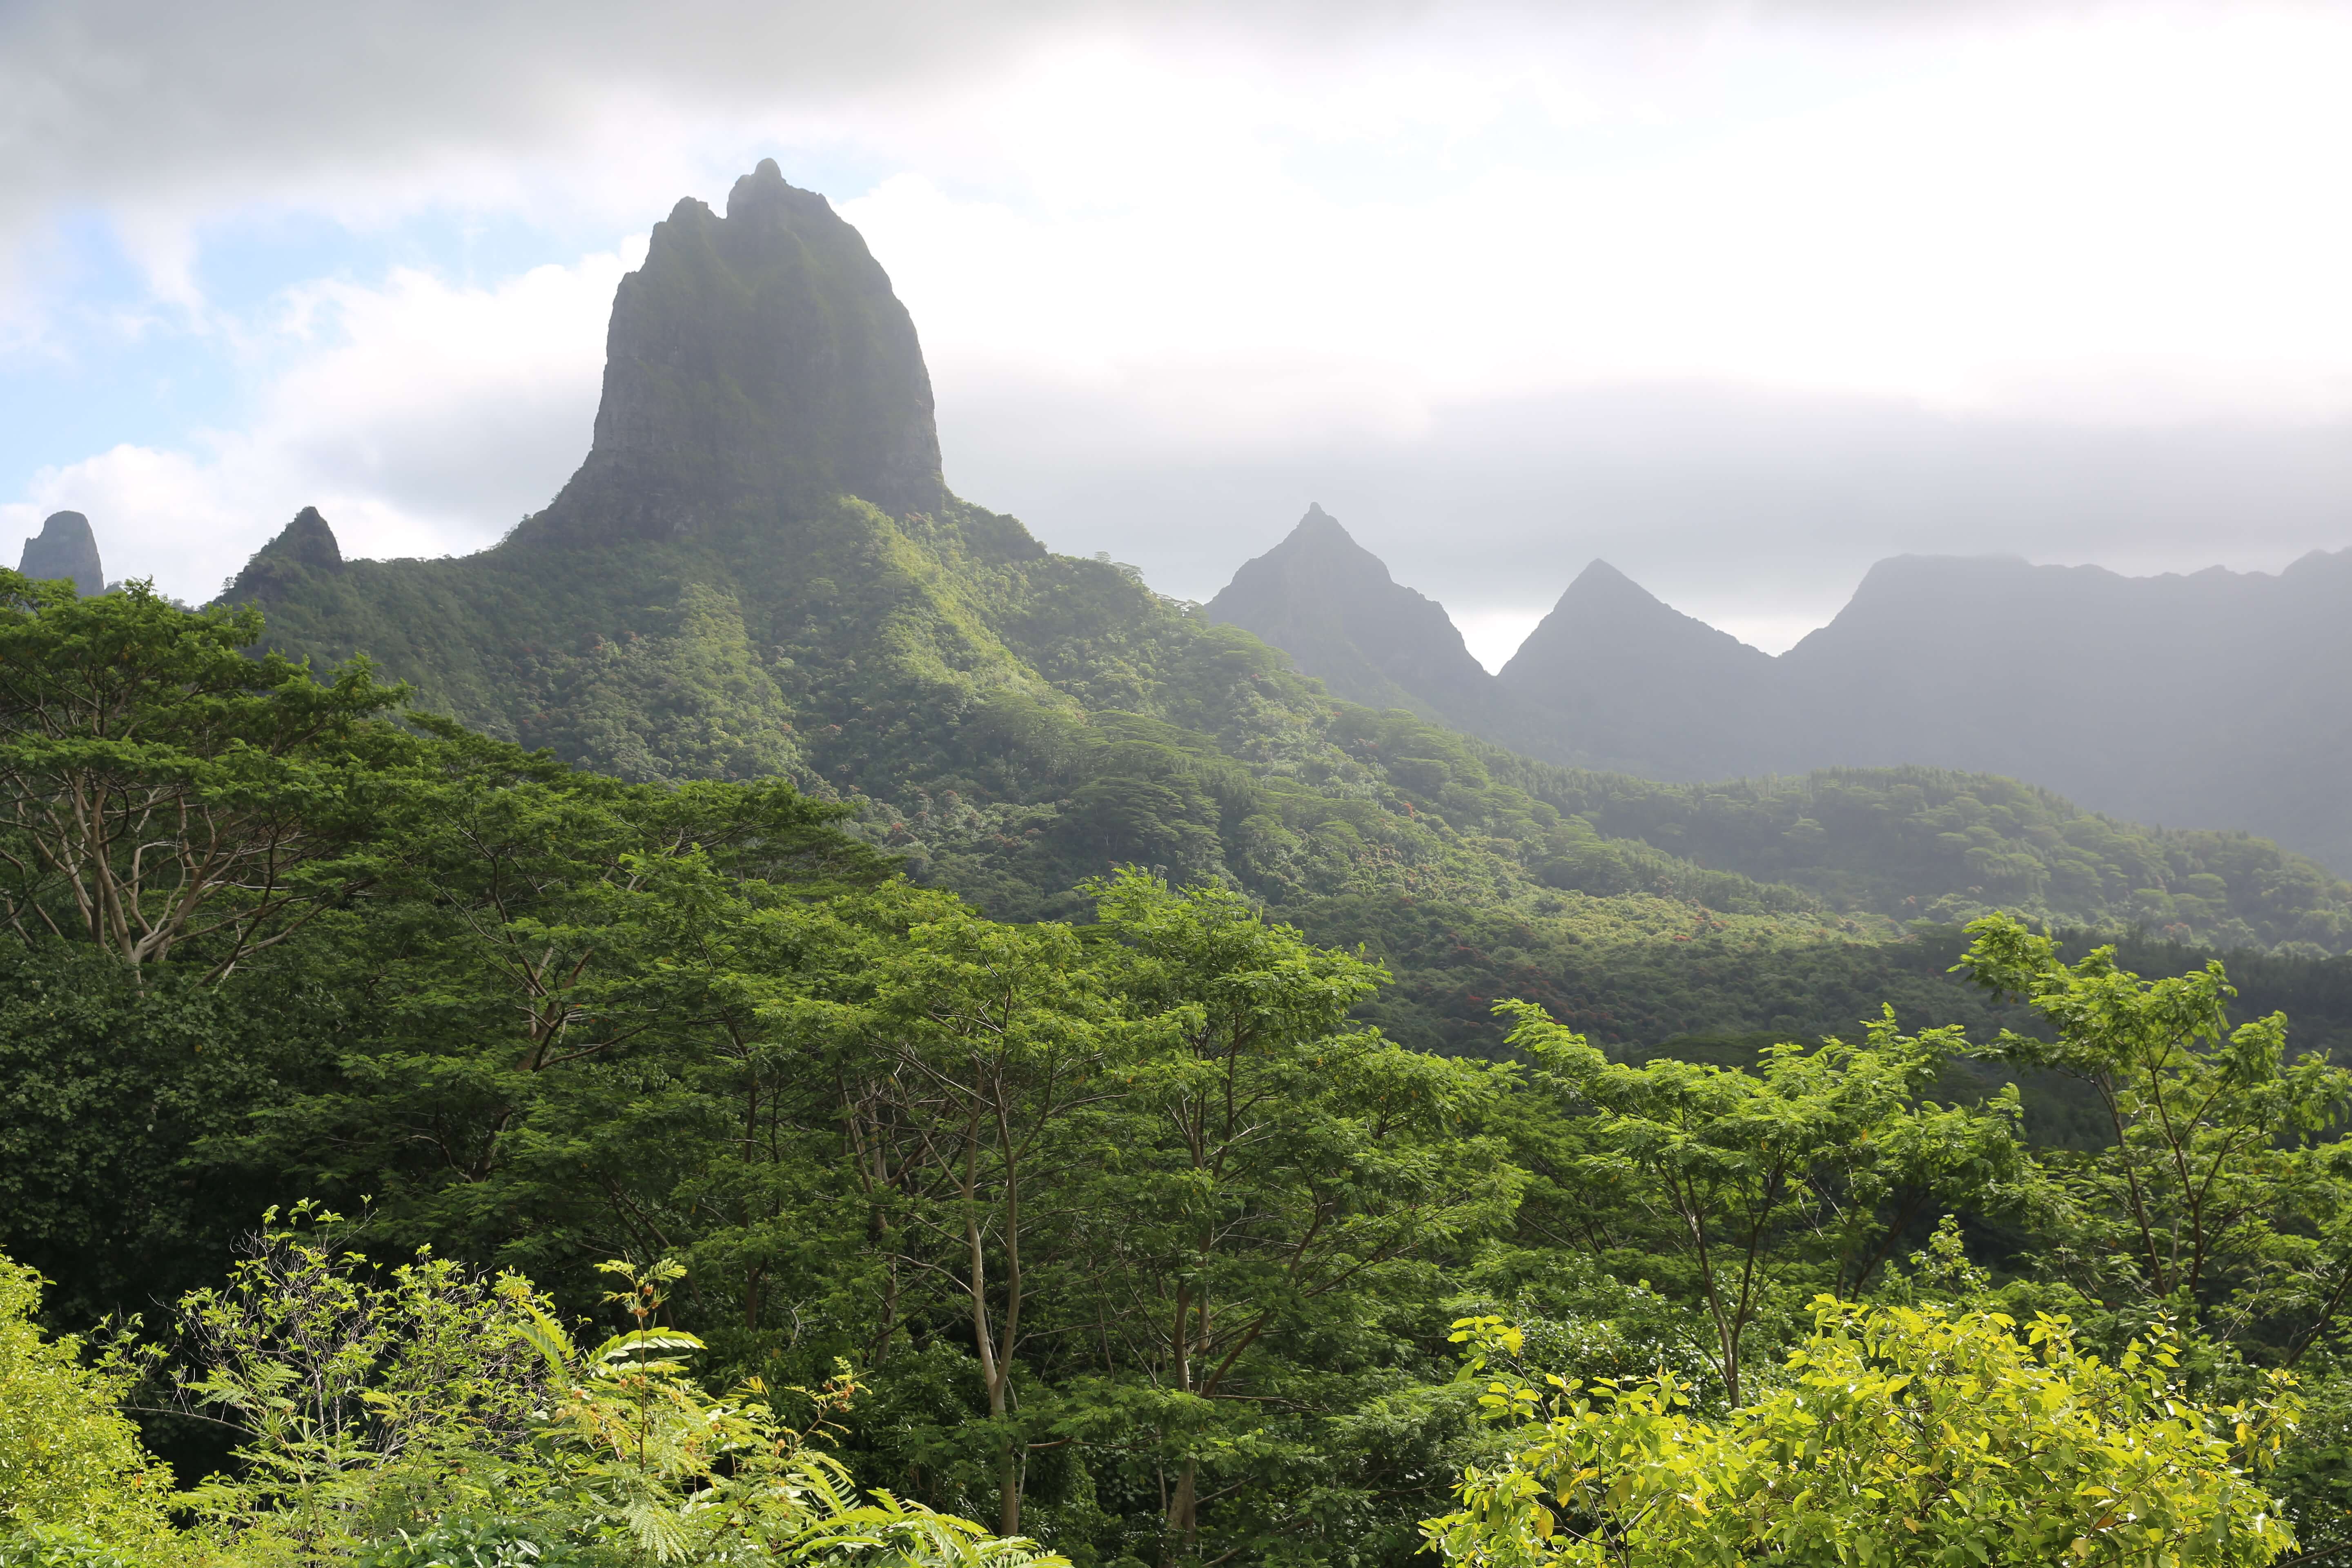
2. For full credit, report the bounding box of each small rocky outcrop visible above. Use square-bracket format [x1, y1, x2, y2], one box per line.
[263, 506, 345, 571]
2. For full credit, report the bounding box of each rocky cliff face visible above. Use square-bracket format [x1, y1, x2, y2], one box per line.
[18, 510, 103, 595]
[516, 158, 944, 546]
[1205, 504, 1496, 717]
[221, 161, 1051, 787]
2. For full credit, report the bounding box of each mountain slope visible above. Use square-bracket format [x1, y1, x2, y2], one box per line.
[1775, 550, 2352, 870]
[1215, 516, 2352, 876]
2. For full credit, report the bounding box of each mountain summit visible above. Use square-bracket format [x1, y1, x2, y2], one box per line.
[1205, 504, 1496, 718]
[223, 160, 1030, 789]
[18, 510, 103, 596]
[516, 157, 943, 547]
[1497, 560, 1777, 778]
[1201, 530, 1783, 775]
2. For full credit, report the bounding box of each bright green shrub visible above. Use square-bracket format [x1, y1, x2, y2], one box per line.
[0, 1256, 170, 1546]
[1426, 1299, 2302, 1568]
[0, 1526, 152, 1568]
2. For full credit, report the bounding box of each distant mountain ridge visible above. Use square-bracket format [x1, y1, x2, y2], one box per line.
[1210, 528, 2352, 873]
[1771, 550, 2352, 872]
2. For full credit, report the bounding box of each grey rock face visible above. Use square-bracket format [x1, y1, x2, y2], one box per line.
[520, 158, 945, 546]
[1460, 546, 2352, 871]
[1770, 549, 2352, 871]
[19, 510, 104, 596]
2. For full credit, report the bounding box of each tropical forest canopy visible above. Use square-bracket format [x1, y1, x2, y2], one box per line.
[8, 571, 2352, 1568]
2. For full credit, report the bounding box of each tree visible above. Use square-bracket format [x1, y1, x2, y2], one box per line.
[1066, 872, 1524, 1564]
[0, 575, 412, 979]
[246, 733, 884, 1295]
[27, 1213, 1068, 1568]
[171, 1206, 562, 1563]
[820, 898, 1125, 1539]
[1497, 1000, 2027, 1405]
[1960, 916, 2352, 1341]
[1425, 1299, 2301, 1568]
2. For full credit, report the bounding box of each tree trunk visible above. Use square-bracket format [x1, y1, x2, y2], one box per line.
[1164, 1460, 1197, 1562]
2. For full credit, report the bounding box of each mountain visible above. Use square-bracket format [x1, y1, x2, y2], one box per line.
[249, 506, 344, 572]
[1494, 560, 1778, 778]
[513, 158, 944, 548]
[1204, 504, 1498, 720]
[1774, 550, 2352, 871]
[219, 161, 2352, 1059]
[1203, 539, 1784, 777]
[17, 511, 103, 596]
[1215, 520, 2352, 876]
[1197, 517, 1780, 770]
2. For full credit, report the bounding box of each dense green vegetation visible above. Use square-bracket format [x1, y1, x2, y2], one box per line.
[229, 490, 2352, 1078]
[12, 577, 2352, 1568]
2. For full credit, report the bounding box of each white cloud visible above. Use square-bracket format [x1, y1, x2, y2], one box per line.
[3, 239, 637, 601]
[849, 7, 2352, 440]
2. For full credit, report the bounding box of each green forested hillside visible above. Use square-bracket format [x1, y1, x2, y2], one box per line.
[233, 486, 2352, 1062]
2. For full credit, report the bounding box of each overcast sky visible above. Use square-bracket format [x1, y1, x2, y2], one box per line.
[4, 0, 2348, 664]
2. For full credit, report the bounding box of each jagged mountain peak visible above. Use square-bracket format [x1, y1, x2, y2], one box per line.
[1495, 559, 1775, 780]
[1288, 501, 1349, 541]
[725, 156, 819, 225]
[270, 507, 345, 571]
[18, 510, 103, 596]
[1564, 557, 1640, 592]
[1504, 561, 1768, 684]
[229, 507, 345, 596]
[1247, 503, 1391, 581]
[513, 159, 943, 548]
[1206, 505, 1492, 717]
